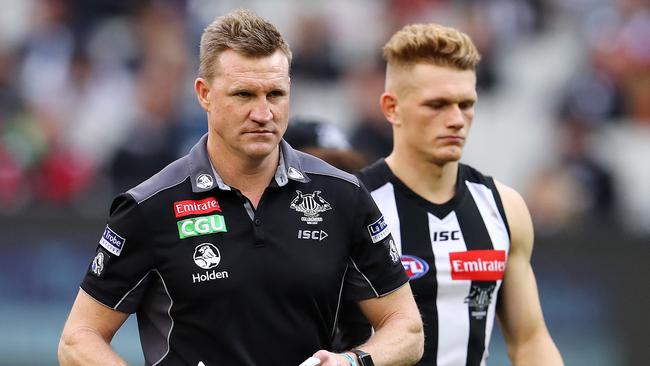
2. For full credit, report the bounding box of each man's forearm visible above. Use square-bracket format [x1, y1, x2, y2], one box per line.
[509, 332, 564, 366]
[58, 327, 128, 366]
[354, 314, 424, 366]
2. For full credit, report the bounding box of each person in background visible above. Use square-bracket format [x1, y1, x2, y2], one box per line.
[58, 9, 423, 366]
[284, 117, 367, 173]
[335, 22, 563, 366]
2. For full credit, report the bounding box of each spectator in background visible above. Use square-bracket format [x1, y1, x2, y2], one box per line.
[284, 118, 367, 173]
[109, 2, 189, 193]
[527, 114, 617, 233]
[290, 14, 342, 81]
[347, 59, 394, 163]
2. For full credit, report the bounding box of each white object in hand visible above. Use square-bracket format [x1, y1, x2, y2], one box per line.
[299, 356, 321, 366]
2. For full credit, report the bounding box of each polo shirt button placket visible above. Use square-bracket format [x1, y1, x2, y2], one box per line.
[253, 217, 265, 247]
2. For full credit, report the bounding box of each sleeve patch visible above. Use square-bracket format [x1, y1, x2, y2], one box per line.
[99, 225, 126, 256]
[367, 216, 390, 243]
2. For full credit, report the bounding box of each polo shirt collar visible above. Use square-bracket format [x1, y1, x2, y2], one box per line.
[188, 134, 310, 193]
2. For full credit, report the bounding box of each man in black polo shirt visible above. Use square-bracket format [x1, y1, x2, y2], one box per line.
[58, 9, 423, 366]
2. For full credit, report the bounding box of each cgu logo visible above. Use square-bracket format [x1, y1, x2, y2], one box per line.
[432, 230, 461, 242]
[401, 255, 430, 280]
[177, 214, 227, 239]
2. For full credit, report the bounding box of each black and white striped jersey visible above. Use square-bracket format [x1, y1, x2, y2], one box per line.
[336, 159, 511, 366]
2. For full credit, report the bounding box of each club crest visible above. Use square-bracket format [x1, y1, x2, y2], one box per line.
[290, 190, 331, 225]
[465, 284, 496, 319]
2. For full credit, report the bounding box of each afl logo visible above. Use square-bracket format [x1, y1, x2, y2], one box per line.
[193, 243, 221, 269]
[401, 255, 429, 280]
[196, 174, 214, 189]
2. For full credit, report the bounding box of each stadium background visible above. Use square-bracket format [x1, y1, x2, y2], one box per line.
[0, 0, 648, 365]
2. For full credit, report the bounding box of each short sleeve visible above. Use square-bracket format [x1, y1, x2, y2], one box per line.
[80, 193, 155, 313]
[344, 183, 408, 301]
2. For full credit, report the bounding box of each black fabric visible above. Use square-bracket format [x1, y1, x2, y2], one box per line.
[80, 137, 407, 365]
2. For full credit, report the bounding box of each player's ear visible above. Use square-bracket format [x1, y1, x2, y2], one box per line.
[380, 92, 400, 126]
[195, 77, 211, 111]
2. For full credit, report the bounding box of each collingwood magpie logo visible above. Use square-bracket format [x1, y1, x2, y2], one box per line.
[91, 252, 105, 277]
[388, 239, 400, 263]
[464, 284, 496, 319]
[290, 190, 331, 225]
[192, 243, 228, 283]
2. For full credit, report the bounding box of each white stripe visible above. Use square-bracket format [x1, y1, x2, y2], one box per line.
[303, 171, 359, 187]
[152, 269, 174, 366]
[114, 270, 152, 309]
[465, 182, 510, 253]
[349, 258, 379, 297]
[331, 265, 349, 339]
[370, 183, 402, 254]
[428, 211, 471, 366]
[465, 181, 510, 364]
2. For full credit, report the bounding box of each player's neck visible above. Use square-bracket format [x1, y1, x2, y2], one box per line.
[207, 141, 279, 207]
[385, 152, 459, 205]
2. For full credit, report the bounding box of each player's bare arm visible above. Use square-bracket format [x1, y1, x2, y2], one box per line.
[58, 289, 129, 366]
[495, 181, 564, 366]
[313, 283, 424, 366]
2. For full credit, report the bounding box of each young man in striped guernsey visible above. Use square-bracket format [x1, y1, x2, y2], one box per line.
[335, 23, 563, 365]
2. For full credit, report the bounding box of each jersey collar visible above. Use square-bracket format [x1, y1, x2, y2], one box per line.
[188, 133, 310, 193]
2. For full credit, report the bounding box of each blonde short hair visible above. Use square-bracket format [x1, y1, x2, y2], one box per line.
[198, 9, 292, 81]
[383, 23, 480, 70]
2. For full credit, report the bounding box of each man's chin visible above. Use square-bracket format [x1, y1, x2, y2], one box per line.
[430, 152, 462, 165]
[242, 142, 279, 160]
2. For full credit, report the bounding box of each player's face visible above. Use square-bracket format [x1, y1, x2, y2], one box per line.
[196, 49, 290, 161]
[394, 63, 476, 165]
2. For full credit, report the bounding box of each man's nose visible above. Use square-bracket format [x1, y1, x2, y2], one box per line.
[445, 104, 465, 128]
[250, 99, 273, 123]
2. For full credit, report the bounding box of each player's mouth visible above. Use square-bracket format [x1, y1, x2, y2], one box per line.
[438, 135, 464, 143]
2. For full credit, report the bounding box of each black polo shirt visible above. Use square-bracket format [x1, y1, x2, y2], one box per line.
[81, 134, 407, 366]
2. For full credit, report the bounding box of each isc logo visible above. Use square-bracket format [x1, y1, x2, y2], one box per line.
[298, 230, 328, 241]
[432, 230, 460, 242]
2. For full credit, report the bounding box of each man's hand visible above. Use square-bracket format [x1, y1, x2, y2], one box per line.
[311, 350, 354, 366]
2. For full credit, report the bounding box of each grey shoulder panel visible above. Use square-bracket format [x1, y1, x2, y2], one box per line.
[297, 150, 360, 187]
[127, 156, 190, 204]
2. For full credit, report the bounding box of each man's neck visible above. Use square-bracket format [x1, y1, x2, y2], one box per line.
[385, 151, 459, 205]
[207, 141, 280, 207]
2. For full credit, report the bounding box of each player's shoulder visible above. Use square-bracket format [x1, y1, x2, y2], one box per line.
[493, 179, 527, 214]
[459, 162, 495, 186]
[294, 149, 360, 187]
[357, 159, 392, 191]
[126, 155, 191, 205]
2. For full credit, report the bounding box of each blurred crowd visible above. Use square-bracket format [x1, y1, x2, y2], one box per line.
[0, 0, 648, 234]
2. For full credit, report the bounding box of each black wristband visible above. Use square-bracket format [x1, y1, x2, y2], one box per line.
[351, 349, 374, 366]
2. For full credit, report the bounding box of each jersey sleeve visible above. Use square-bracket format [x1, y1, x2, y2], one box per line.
[344, 183, 408, 301]
[80, 193, 155, 313]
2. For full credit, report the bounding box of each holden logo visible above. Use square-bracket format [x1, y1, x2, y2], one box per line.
[288, 167, 304, 180]
[196, 174, 214, 189]
[193, 243, 221, 269]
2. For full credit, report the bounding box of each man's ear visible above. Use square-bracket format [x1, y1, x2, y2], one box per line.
[195, 77, 211, 111]
[380, 92, 400, 126]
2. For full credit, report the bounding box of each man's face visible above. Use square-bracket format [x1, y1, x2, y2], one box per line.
[196, 49, 290, 161]
[390, 63, 477, 165]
